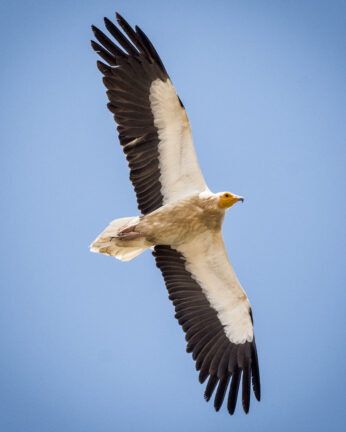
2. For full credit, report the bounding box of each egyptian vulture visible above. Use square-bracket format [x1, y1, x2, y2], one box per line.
[90, 13, 261, 415]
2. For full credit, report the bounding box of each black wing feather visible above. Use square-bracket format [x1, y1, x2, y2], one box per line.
[153, 245, 261, 415]
[91, 14, 169, 214]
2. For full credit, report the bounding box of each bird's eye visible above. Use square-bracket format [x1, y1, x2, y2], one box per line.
[225, 193, 230, 198]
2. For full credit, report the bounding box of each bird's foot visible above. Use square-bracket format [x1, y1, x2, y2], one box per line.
[114, 225, 143, 241]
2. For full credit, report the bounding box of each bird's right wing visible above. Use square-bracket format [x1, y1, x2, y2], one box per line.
[153, 231, 260, 414]
[91, 13, 209, 215]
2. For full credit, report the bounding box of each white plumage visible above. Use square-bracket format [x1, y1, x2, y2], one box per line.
[150, 79, 208, 204]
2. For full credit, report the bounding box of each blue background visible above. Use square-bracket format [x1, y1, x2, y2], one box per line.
[1, 1, 345, 431]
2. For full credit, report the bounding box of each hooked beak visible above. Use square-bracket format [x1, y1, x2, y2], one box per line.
[232, 195, 244, 206]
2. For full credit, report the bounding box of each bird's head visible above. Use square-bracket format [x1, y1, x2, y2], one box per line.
[218, 192, 244, 209]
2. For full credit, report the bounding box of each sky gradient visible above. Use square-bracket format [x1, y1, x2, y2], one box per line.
[1, 1, 346, 431]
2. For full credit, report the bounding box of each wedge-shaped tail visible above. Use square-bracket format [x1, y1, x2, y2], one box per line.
[90, 216, 151, 261]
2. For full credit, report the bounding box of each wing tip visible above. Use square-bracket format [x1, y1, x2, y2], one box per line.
[115, 11, 124, 22]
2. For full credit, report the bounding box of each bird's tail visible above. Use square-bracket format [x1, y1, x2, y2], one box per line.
[90, 216, 152, 262]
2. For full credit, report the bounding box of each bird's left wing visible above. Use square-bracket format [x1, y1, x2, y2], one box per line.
[153, 231, 260, 414]
[91, 14, 208, 215]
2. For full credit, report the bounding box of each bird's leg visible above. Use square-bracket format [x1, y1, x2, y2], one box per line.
[120, 224, 139, 234]
[113, 224, 144, 241]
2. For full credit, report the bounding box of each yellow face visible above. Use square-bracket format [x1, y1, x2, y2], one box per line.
[218, 192, 244, 209]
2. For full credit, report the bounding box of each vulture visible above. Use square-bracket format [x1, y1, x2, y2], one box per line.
[90, 13, 261, 415]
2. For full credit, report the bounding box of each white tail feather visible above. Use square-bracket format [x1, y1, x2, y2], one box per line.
[90, 216, 152, 262]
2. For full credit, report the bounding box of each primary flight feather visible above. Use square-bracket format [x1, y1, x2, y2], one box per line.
[90, 12, 261, 415]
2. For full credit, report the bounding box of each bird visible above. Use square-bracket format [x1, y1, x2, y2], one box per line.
[90, 13, 260, 415]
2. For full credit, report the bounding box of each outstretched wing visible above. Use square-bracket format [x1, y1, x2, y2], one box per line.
[153, 231, 260, 414]
[91, 13, 208, 214]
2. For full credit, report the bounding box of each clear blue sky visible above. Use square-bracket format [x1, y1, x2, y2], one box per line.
[1, 0, 345, 431]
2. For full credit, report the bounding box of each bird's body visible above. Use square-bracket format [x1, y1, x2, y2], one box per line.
[90, 192, 225, 258]
[138, 192, 224, 244]
[90, 13, 261, 415]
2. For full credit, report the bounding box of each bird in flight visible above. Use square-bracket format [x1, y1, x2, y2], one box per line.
[90, 13, 260, 415]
